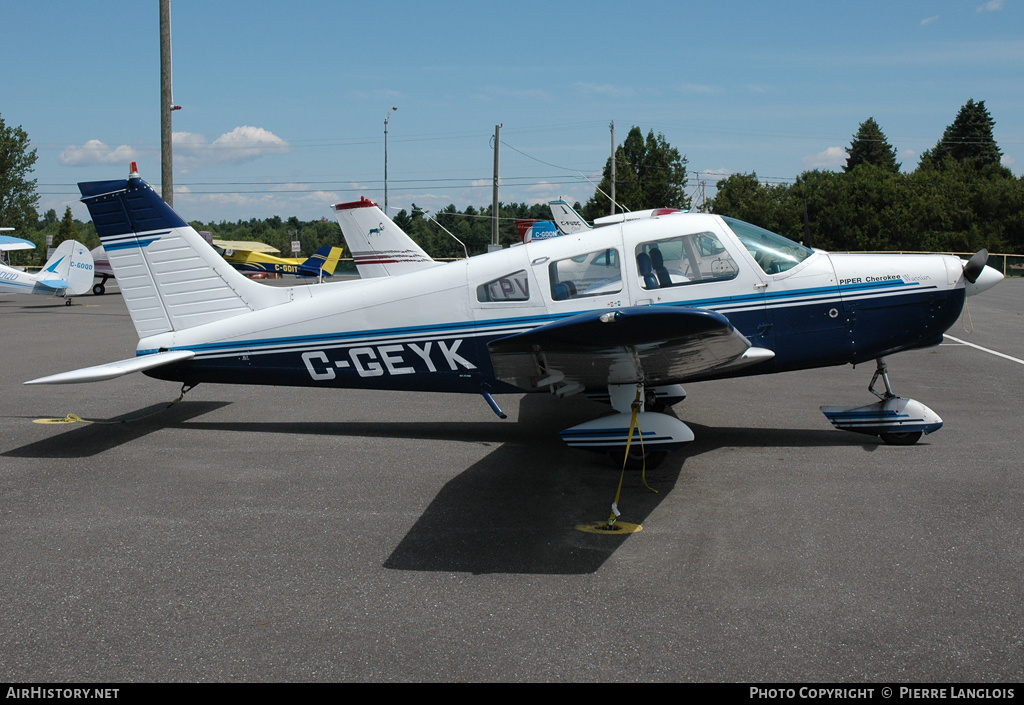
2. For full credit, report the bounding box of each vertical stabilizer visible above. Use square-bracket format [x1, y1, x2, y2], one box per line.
[297, 245, 345, 277]
[333, 197, 437, 278]
[36, 240, 95, 295]
[79, 167, 289, 338]
[548, 198, 591, 235]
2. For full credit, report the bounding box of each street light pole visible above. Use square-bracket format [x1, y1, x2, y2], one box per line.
[384, 106, 397, 213]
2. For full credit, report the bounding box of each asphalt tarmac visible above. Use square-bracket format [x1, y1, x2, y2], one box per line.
[1, 279, 1021, 682]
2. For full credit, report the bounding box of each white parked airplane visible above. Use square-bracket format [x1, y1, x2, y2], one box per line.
[27, 165, 1003, 467]
[332, 197, 438, 279]
[1, 238, 94, 305]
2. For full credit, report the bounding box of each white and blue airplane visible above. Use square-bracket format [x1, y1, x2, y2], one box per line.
[26, 165, 1003, 466]
[1, 237, 95, 305]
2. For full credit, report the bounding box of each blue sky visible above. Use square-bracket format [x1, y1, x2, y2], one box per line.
[2, 1, 1022, 223]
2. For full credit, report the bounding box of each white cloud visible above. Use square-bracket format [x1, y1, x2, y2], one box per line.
[900, 149, 918, 169]
[802, 146, 848, 171]
[977, 0, 1004, 12]
[174, 126, 290, 170]
[59, 126, 289, 172]
[698, 168, 736, 181]
[920, 15, 940, 25]
[59, 139, 144, 166]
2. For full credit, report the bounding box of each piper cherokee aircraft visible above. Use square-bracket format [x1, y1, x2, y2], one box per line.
[26, 165, 1003, 467]
[1, 238, 94, 305]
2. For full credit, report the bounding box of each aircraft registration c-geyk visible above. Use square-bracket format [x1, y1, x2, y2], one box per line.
[27, 165, 1002, 467]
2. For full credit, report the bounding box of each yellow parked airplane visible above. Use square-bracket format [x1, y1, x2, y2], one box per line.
[209, 238, 344, 278]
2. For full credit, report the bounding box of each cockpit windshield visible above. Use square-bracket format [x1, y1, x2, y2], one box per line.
[722, 217, 814, 275]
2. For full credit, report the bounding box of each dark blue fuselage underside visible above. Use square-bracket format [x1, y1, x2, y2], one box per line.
[144, 286, 966, 394]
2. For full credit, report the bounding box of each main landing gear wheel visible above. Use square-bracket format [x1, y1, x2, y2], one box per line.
[608, 447, 668, 470]
[93, 283, 105, 295]
[880, 431, 923, 446]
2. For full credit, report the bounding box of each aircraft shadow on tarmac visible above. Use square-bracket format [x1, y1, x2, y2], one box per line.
[380, 406, 879, 575]
[3, 401, 231, 458]
[5, 395, 878, 575]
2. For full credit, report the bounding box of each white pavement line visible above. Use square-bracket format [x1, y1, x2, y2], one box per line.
[944, 335, 1024, 366]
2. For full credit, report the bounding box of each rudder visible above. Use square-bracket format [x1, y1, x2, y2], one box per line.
[79, 166, 288, 338]
[332, 197, 437, 278]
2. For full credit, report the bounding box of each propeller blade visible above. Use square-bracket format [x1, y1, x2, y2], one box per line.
[963, 249, 989, 284]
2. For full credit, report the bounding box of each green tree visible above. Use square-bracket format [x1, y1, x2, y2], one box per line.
[583, 126, 690, 219]
[708, 172, 800, 241]
[0, 114, 39, 231]
[55, 206, 77, 247]
[919, 99, 1005, 172]
[845, 117, 900, 173]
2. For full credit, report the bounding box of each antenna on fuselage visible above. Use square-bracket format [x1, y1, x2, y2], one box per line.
[423, 210, 469, 260]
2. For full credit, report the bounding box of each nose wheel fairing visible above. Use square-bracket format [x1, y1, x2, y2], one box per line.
[821, 358, 943, 445]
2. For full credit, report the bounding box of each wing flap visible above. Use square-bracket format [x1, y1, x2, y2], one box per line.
[24, 350, 196, 385]
[488, 307, 771, 391]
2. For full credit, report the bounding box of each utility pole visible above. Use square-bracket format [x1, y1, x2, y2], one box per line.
[160, 0, 174, 205]
[491, 124, 502, 251]
[609, 120, 616, 216]
[384, 106, 397, 214]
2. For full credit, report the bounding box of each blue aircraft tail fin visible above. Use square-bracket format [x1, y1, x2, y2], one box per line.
[78, 164, 290, 338]
[297, 245, 344, 278]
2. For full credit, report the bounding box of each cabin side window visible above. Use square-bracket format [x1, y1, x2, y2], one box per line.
[548, 248, 623, 300]
[722, 217, 814, 275]
[635, 232, 739, 290]
[477, 270, 531, 302]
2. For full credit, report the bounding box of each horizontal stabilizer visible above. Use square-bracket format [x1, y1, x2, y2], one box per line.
[36, 278, 71, 290]
[24, 350, 195, 385]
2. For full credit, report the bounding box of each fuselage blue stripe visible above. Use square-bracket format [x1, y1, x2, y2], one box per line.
[135, 284, 946, 360]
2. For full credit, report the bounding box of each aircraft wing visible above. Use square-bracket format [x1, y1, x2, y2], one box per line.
[213, 239, 281, 254]
[0, 235, 36, 252]
[487, 307, 774, 393]
[24, 350, 196, 385]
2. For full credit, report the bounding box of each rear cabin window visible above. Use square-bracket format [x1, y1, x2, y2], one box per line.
[548, 248, 622, 300]
[477, 270, 530, 302]
[635, 232, 739, 290]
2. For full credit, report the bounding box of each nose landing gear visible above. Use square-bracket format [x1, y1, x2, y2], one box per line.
[821, 358, 943, 445]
